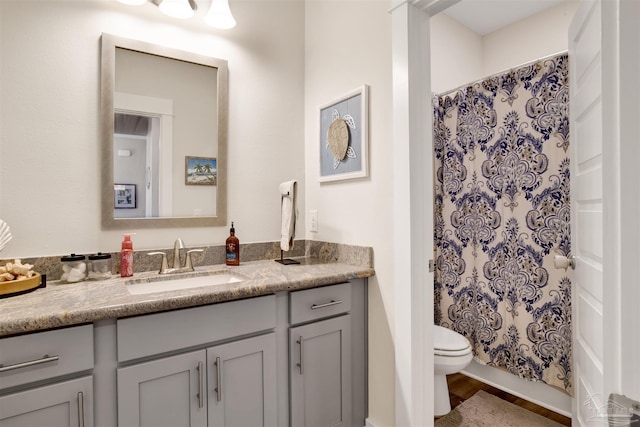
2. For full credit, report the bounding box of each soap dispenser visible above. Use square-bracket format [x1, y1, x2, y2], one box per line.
[225, 222, 240, 266]
[120, 234, 134, 277]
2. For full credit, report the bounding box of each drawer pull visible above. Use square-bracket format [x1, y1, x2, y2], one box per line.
[197, 361, 204, 409]
[297, 336, 304, 375]
[78, 391, 85, 427]
[311, 299, 343, 310]
[0, 354, 59, 372]
[215, 357, 222, 402]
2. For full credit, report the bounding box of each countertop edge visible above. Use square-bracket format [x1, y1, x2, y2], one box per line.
[0, 261, 375, 337]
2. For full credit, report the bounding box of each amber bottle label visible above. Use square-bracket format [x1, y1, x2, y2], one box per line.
[226, 243, 236, 257]
[226, 242, 239, 265]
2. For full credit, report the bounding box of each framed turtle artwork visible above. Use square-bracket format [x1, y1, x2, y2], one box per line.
[319, 85, 369, 182]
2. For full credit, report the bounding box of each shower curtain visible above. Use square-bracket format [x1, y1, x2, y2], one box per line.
[433, 53, 572, 394]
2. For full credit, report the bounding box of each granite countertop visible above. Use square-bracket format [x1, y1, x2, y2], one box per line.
[0, 258, 375, 337]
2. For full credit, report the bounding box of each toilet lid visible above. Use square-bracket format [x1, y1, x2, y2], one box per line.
[433, 325, 471, 356]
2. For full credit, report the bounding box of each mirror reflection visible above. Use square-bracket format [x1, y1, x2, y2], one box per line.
[101, 34, 228, 229]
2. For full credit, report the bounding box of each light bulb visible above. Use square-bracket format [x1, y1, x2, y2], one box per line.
[159, 0, 195, 19]
[204, 0, 236, 29]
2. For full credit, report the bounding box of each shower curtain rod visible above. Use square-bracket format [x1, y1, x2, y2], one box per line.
[434, 50, 569, 98]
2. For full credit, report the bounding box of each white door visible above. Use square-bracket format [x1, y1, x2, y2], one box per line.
[569, 0, 606, 423]
[570, 0, 640, 424]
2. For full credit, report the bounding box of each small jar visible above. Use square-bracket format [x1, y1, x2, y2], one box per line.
[87, 252, 112, 281]
[60, 254, 87, 283]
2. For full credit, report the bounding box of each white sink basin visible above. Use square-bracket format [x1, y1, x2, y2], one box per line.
[127, 273, 244, 295]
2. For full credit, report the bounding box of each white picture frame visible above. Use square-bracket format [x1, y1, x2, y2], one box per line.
[319, 85, 369, 182]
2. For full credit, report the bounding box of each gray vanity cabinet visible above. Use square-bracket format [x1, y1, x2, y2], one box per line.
[207, 333, 277, 427]
[290, 315, 352, 427]
[0, 376, 93, 427]
[115, 295, 278, 427]
[117, 333, 277, 427]
[0, 278, 368, 427]
[0, 324, 94, 427]
[117, 350, 208, 426]
[288, 282, 366, 427]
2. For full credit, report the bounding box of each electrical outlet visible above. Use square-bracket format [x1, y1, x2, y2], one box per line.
[310, 210, 318, 233]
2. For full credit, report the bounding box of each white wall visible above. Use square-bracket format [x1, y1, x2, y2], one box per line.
[0, 0, 305, 257]
[431, 0, 579, 94]
[113, 135, 147, 218]
[430, 12, 483, 94]
[483, 0, 580, 76]
[304, 1, 394, 426]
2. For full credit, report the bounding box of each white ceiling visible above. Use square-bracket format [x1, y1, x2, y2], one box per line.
[443, 0, 567, 36]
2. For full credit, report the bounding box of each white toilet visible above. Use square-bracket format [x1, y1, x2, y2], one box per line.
[433, 324, 473, 416]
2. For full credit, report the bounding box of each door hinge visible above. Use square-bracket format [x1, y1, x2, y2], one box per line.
[428, 259, 434, 273]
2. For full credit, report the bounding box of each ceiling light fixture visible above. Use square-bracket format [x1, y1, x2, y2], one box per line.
[204, 0, 236, 29]
[117, 0, 236, 30]
[159, 0, 195, 19]
[117, 0, 147, 5]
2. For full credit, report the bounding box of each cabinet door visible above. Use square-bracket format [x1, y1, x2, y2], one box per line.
[290, 315, 351, 427]
[0, 376, 93, 427]
[207, 333, 277, 427]
[118, 350, 207, 427]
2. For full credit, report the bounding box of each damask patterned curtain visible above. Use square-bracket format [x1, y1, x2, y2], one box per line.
[433, 53, 572, 394]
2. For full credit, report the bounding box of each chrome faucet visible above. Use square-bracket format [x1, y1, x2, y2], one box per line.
[148, 239, 204, 274]
[172, 238, 186, 269]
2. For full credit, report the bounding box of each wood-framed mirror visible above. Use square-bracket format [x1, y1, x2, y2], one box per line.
[101, 33, 228, 229]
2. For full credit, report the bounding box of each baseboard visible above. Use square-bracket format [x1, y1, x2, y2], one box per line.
[462, 360, 572, 417]
[365, 418, 377, 427]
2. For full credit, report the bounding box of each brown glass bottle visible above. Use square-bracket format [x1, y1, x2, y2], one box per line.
[225, 222, 240, 266]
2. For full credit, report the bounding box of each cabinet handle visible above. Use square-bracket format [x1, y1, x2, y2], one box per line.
[215, 357, 222, 402]
[311, 299, 343, 310]
[0, 354, 59, 372]
[197, 361, 204, 409]
[297, 336, 304, 375]
[77, 391, 85, 427]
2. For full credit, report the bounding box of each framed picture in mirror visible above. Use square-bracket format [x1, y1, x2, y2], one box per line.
[114, 184, 136, 209]
[185, 156, 217, 186]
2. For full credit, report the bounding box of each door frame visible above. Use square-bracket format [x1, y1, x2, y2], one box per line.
[391, 1, 461, 425]
[392, 0, 639, 425]
[114, 92, 174, 217]
[607, 0, 640, 401]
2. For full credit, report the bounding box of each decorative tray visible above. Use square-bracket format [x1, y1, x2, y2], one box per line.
[0, 273, 45, 298]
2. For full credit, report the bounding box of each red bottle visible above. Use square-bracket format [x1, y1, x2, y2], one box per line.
[226, 222, 240, 266]
[120, 234, 134, 277]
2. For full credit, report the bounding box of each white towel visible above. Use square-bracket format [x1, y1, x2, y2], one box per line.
[279, 180, 297, 252]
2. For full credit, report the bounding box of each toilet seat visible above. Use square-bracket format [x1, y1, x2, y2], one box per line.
[433, 324, 472, 357]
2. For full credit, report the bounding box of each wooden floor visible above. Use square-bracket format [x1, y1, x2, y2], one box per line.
[442, 373, 572, 426]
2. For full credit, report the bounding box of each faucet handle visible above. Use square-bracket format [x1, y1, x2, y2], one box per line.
[185, 249, 204, 270]
[147, 252, 169, 274]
